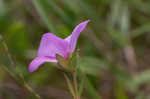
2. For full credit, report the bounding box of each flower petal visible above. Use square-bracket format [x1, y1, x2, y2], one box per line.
[64, 35, 72, 43]
[67, 20, 90, 53]
[38, 33, 68, 58]
[29, 56, 57, 72]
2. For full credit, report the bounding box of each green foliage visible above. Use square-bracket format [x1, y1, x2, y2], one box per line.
[32, 0, 57, 34]
[6, 22, 30, 55]
[114, 80, 129, 99]
[1, 0, 150, 98]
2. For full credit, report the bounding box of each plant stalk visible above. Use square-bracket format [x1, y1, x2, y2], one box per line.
[0, 35, 41, 99]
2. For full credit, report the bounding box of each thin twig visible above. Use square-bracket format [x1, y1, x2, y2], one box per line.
[63, 72, 76, 99]
[0, 34, 41, 99]
[0, 35, 16, 67]
[73, 71, 79, 99]
[79, 72, 86, 97]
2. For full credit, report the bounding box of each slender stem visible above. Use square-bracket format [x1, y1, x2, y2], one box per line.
[62, 70, 80, 99]
[0, 35, 41, 99]
[1, 65, 41, 99]
[73, 71, 79, 99]
[0, 35, 16, 67]
[23, 82, 41, 99]
[79, 72, 86, 97]
[63, 72, 76, 99]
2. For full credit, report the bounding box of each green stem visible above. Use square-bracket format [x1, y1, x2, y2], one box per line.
[73, 71, 80, 99]
[78, 72, 86, 97]
[0, 35, 15, 67]
[0, 35, 41, 99]
[23, 82, 41, 99]
[63, 70, 80, 99]
[2, 65, 41, 99]
[63, 73, 76, 99]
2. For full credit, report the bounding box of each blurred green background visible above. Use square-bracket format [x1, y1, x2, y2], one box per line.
[1, 0, 150, 99]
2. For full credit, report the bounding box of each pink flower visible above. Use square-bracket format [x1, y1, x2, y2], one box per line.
[29, 20, 90, 72]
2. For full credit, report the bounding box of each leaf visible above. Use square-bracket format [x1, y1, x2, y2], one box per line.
[45, 0, 74, 27]
[79, 56, 108, 76]
[69, 51, 79, 68]
[56, 54, 73, 71]
[63, 73, 76, 98]
[128, 70, 150, 92]
[85, 77, 101, 99]
[6, 22, 30, 55]
[32, 0, 57, 33]
[78, 71, 86, 97]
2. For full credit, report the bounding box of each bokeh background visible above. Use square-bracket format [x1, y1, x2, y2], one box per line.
[1, 0, 150, 99]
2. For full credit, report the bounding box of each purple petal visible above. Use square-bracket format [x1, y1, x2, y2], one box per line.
[38, 33, 68, 58]
[67, 20, 90, 53]
[29, 56, 57, 72]
[64, 35, 72, 43]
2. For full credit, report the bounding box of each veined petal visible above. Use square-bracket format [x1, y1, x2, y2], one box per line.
[67, 20, 90, 53]
[29, 56, 57, 72]
[38, 33, 68, 58]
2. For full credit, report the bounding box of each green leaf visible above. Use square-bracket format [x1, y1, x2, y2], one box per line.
[6, 22, 30, 55]
[128, 70, 150, 92]
[85, 77, 101, 99]
[56, 54, 73, 71]
[63, 73, 76, 98]
[78, 71, 86, 97]
[69, 51, 79, 68]
[32, 0, 57, 34]
[79, 57, 108, 76]
[45, 0, 74, 27]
